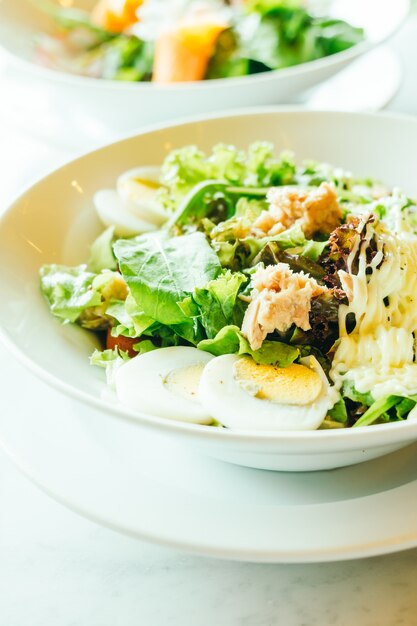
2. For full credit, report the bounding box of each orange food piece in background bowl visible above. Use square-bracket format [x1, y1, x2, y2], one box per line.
[91, 0, 143, 33]
[152, 20, 227, 83]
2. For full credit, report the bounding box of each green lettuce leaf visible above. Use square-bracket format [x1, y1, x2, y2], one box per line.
[106, 294, 156, 338]
[198, 324, 241, 355]
[328, 397, 348, 424]
[113, 232, 221, 327]
[209, 144, 248, 183]
[206, 29, 249, 79]
[342, 380, 373, 406]
[40, 262, 129, 328]
[352, 394, 417, 427]
[241, 4, 363, 70]
[167, 180, 269, 235]
[158, 146, 214, 210]
[256, 242, 326, 281]
[198, 324, 299, 366]
[244, 144, 295, 187]
[395, 396, 417, 419]
[212, 238, 261, 270]
[300, 238, 328, 261]
[166, 180, 231, 232]
[247, 0, 305, 12]
[88, 226, 117, 273]
[268, 222, 308, 249]
[101, 36, 153, 81]
[108, 295, 205, 346]
[353, 396, 402, 428]
[132, 339, 158, 355]
[80, 271, 130, 330]
[235, 196, 268, 219]
[40, 264, 101, 324]
[209, 204, 316, 270]
[193, 270, 248, 338]
[314, 18, 365, 56]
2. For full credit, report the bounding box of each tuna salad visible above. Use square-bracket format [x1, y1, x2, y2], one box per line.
[39, 142, 417, 431]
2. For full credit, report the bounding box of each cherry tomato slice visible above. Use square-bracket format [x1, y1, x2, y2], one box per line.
[106, 328, 141, 358]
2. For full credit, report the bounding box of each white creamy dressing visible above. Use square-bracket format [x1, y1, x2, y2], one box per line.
[331, 216, 417, 399]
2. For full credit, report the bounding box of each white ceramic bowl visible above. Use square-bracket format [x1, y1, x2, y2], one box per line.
[0, 0, 409, 138]
[2, 108, 417, 472]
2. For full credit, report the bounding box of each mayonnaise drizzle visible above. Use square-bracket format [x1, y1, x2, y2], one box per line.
[331, 217, 417, 399]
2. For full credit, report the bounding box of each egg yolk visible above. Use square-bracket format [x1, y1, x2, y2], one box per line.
[234, 357, 323, 405]
[133, 178, 160, 190]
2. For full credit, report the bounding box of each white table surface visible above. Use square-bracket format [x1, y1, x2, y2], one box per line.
[2, 14, 417, 626]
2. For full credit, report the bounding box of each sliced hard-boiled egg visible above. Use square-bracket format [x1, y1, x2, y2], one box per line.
[116, 166, 167, 226]
[94, 189, 157, 237]
[115, 346, 214, 423]
[199, 355, 338, 431]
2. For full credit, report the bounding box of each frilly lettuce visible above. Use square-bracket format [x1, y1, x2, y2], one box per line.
[106, 294, 156, 338]
[40, 264, 128, 328]
[192, 270, 248, 339]
[90, 341, 157, 385]
[90, 347, 129, 386]
[210, 218, 328, 271]
[40, 264, 102, 324]
[158, 143, 296, 213]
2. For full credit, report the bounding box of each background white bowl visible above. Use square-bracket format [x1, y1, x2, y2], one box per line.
[0, 0, 409, 138]
[2, 108, 417, 472]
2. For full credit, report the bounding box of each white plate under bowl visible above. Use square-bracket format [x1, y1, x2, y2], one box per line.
[0, 0, 409, 137]
[2, 108, 417, 472]
[3, 347, 417, 563]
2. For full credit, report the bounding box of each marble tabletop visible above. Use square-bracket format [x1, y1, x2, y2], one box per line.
[2, 12, 417, 626]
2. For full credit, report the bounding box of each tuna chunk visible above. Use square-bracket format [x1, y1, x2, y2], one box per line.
[254, 182, 342, 238]
[242, 264, 328, 350]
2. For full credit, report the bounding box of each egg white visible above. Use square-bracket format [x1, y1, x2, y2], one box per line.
[115, 346, 214, 423]
[94, 189, 157, 236]
[117, 166, 167, 226]
[198, 355, 338, 431]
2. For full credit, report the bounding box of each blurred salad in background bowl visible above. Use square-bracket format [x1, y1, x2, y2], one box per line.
[33, 0, 365, 82]
[0, 0, 408, 139]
